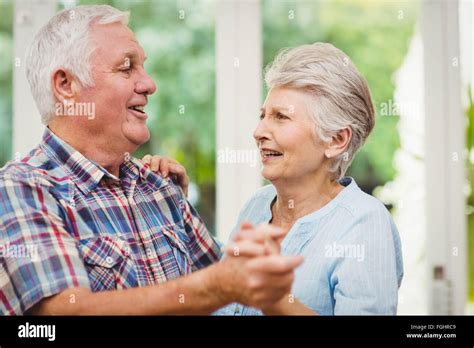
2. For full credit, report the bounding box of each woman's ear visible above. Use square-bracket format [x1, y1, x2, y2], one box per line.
[51, 68, 76, 105]
[325, 127, 352, 158]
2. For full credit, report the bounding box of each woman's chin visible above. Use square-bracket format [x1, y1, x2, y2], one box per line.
[261, 167, 279, 182]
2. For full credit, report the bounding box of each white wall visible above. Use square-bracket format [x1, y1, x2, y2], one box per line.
[13, 0, 56, 158]
[215, 0, 263, 243]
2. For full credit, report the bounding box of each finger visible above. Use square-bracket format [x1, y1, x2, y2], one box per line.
[263, 272, 295, 291]
[247, 255, 304, 274]
[168, 158, 179, 165]
[225, 240, 267, 258]
[235, 224, 285, 243]
[178, 174, 190, 197]
[263, 237, 280, 255]
[160, 158, 171, 177]
[169, 163, 186, 177]
[233, 222, 255, 242]
[150, 156, 161, 172]
[231, 221, 254, 242]
[240, 221, 254, 230]
[169, 164, 189, 193]
[142, 154, 152, 165]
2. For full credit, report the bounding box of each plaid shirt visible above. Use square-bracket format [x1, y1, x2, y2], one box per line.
[0, 128, 222, 315]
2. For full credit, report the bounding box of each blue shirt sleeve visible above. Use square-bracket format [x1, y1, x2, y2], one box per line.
[330, 207, 401, 315]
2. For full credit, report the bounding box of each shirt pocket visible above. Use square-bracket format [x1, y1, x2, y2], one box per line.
[160, 224, 193, 275]
[78, 235, 138, 291]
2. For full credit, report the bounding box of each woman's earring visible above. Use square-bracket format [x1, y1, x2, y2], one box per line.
[325, 152, 331, 158]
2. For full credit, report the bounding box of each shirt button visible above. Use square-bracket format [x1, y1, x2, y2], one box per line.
[123, 246, 130, 256]
[106, 256, 114, 265]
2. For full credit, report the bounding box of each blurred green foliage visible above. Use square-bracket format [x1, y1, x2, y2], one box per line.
[0, 0, 13, 167]
[0, 0, 418, 231]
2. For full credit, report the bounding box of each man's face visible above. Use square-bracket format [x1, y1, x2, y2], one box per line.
[74, 22, 156, 154]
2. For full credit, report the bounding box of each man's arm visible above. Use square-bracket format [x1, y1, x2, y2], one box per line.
[29, 235, 303, 315]
[29, 262, 226, 315]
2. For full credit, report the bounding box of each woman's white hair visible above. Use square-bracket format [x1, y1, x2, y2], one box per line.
[265, 42, 375, 180]
[25, 5, 129, 125]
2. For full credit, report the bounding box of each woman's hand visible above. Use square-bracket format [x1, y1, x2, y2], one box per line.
[141, 154, 189, 196]
[225, 221, 315, 315]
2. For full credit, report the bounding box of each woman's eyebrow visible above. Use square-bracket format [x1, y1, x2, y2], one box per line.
[261, 105, 292, 114]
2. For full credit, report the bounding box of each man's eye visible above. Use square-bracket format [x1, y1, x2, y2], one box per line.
[259, 113, 264, 120]
[276, 112, 288, 119]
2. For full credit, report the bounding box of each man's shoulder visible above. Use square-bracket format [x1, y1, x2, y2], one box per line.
[130, 157, 184, 196]
[0, 147, 73, 199]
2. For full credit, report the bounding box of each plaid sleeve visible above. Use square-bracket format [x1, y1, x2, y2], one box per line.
[0, 172, 90, 315]
[180, 195, 222, 271]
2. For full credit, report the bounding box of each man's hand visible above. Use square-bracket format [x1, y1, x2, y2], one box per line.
[214, 223, 303, 309]
[222, 222, 314, 315]
[141, 154, 189, 196]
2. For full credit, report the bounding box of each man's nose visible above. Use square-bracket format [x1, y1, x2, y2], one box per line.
[135, 68, 157, 96]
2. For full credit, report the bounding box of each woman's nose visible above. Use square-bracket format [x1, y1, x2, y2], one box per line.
[253, 119, 270, 143]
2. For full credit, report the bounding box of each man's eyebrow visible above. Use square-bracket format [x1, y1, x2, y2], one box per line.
[115, 52, 146, 65]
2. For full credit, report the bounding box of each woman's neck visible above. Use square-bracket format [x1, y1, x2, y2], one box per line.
[271, 173, 344, 228]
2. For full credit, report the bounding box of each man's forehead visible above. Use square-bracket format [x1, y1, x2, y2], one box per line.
[90, 22, 144, 54]
[91, 30, 147, 63]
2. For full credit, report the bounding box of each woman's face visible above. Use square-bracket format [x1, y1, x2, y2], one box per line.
[254, 87, 328, 183]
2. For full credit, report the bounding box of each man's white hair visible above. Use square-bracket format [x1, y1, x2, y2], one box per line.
[264, 42, 375, 180]
[25, 5, 129, 125]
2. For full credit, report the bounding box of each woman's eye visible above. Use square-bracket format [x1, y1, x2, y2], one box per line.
[259, 113, 264, 120]
[276, 112, 288, 119]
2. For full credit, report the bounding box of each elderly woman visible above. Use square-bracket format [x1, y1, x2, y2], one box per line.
[147, 42, 403, 315]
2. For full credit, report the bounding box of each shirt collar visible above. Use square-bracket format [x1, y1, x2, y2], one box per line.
[40, 128, 141, 195]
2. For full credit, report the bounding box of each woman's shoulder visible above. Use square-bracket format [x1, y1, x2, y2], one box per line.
[340, 178, 392, 221]
[241, 183, 275, 208]
[235, 184, 276, 222]
[251, 184, 277, 200]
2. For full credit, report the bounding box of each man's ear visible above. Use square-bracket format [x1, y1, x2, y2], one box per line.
[51, 68, 77, 104]
[325, 127, 352, 158]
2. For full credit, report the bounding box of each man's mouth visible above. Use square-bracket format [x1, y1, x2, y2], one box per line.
[127, 104, 148, 120]
[128, 105, 145, 114]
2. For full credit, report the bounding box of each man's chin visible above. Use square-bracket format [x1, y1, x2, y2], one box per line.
[123, 125, 151, 147]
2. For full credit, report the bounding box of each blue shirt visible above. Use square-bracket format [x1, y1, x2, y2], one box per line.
[215, 177, 403, 315]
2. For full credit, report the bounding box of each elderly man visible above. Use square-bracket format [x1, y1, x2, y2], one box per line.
[0, 5, 302, 315]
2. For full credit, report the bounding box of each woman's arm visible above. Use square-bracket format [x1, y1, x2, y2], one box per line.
[261, 296, 316, 315]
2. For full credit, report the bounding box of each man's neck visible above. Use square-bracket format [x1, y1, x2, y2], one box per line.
[48, 124, 134, 178]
